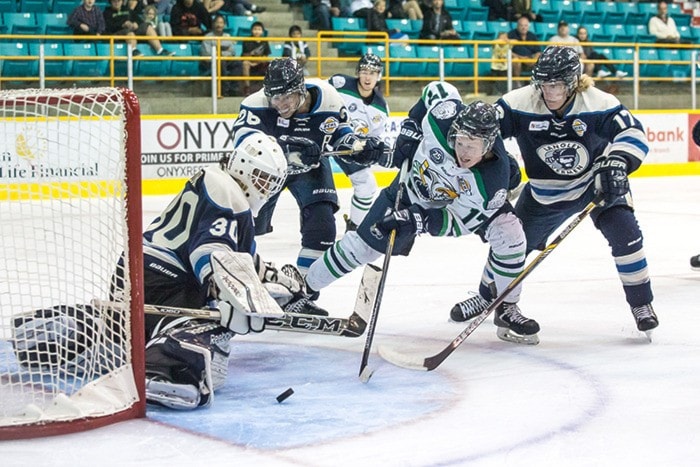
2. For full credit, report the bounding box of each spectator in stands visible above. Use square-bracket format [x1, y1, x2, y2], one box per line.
[507, 16, 541, 83]
[283, 25, 311, 76]
[203, 0, 267, 15]
[388, 0, 423, 21]
[104, 0, 174, 55]
[241, 21, 271, 95]
[548, 21, 583, 57]
[200, 14, 242, 96]
[484, 0, 512, 22]
[143, 4, 172, 36]
[169, 0, 212, 36]
[367, 0, 409, 40]
[150, 0, 175, 16]
[511, 0, 540, 23]
[648, 1, 689, 44]
[350, 0, 374, 19]
[67, 0, 106, 36]
[306, 0, 347, 31]
[489, 31, 510, 95]
[419, 0, 459, 41]
[576, 26, 627, 79]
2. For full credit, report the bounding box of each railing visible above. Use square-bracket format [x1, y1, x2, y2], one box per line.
[2, 33, 700, 113]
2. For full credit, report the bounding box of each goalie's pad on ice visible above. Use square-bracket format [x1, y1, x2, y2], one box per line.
[211, 251, 284, 318]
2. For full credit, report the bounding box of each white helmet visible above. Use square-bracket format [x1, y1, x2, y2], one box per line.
[225, 131, 288, 216]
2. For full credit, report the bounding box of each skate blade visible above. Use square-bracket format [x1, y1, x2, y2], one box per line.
[643, 329, 654, 343]
[496, 327, 540, 345]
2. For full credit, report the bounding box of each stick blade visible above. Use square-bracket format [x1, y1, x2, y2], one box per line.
[358, 366, 374, 383]
[377, 344, 429, 371]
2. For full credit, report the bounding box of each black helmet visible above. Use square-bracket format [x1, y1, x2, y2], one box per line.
[447, 101, 499, 154]
[264, 58, 305, 98]
[357, 53, 383, 75]
[531, 46, 581, 94]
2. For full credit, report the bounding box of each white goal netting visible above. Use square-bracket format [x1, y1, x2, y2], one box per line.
[0, 88, 144, 438]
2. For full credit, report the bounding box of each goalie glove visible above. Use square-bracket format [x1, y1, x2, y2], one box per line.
[278, 135, 321, 175]
[593, 154, 629, 204]
[334, 134, 386, 166]
[390, 118, 422, 169]
[375, 204, 427, 236]
[218, 301, 265, 335]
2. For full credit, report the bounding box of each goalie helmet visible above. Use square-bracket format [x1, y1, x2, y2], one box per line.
[531, 46, 581, 95]
[264, 58, 306, 99]
[225, 131, 288, 216]
[447, 101, 499, 154]
[357, 53, 383, 76]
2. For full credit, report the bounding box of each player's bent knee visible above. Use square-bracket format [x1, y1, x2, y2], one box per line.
[301, 202, 337, 249]
[145, 320, 233, 410]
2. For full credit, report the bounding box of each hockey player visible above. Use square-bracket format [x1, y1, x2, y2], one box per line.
[454, 46, 659, 336]
[233, 57, 386, 275]
[328, 53, 391, 231]
[305, 98, 541, 344]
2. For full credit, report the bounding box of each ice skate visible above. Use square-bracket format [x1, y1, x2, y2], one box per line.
[450, 293, 491, 322]
[494, 302, 540, 345]
[631, 303, 658, 341]
[690, 254, 700, 271]
[343, 214, 358, 232]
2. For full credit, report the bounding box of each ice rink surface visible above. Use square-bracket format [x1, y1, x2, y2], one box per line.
[2, 175, 700, 466]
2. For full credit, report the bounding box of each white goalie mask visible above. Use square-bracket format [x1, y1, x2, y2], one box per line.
[225, 131, 288, 216]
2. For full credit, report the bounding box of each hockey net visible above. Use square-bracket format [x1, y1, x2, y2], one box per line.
[0, 87, 145, 439]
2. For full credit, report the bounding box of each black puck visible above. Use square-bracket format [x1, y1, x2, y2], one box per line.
[276, 387, 294, 403]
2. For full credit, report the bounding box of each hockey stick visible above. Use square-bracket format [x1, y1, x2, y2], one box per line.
[140, 263, 382, 339]
[378, 193, 605, 372]
[358, 159, 410, 383]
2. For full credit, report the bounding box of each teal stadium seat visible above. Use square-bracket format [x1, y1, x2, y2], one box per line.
[37, 13, 72, 35]
[603, 12, 627, 25]
[677, 25, 695, 42]
[626, 12, 650, 26]
[0, 0, 16, 13]
[475, 44, 493, 77]
[595, 1, 618, 15]
[4, 12, 41, 34]
[226, 15, 257, 36]
[639, 47, 668, 78]
[616, 2, 640, 15]
[52, 0, 78, 14]
[462, 6, 489, 22]
[96, 42, 131, 76]
[628, 24, 656, 43]
[416, 45, 442, 77]
[443, 45, 473, 77]
[30, 41, 68, 76]
[330, 17, 365, 55]
[167, 43, 200, 77]
[0, 42, 33, 77]
[538, 9, 560, 24]
[19, 0, 52, 12]
[389, 44, 420, 76]
[605, 23, 634, 43]
[386, 18, 419, 39]
[560, 10, 582, 25]
[462, 20, 488, 39]
[660, 48, 690, 80]
[671, 13, 691, 28]
[588, 23, 614, 42]
[270, 43, 284, 57]
[613, 47, 635, 75]
[532, 22, 558, 41]
[133, 46, 170, 77]
[64, 42, 108, 77]
[444, 0, 466, 18]
[487, 21, 513, 36]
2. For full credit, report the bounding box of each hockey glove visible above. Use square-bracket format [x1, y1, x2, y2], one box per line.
[390, 118, 423, 169]
[375, 204, 427, 236]
[278, 135, 321, 174]
[593, 154, 629, 204]
[218, 301, 265, 335]
[334, 134, 386, 166]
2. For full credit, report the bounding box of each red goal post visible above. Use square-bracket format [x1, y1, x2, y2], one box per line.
[0, 87, 145, 439]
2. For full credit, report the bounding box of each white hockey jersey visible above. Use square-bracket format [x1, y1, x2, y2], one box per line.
[328, 74, 389, 140]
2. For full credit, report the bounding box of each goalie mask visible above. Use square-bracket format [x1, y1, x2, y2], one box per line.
[264, 58, 306, 119]
[532, 46, 581, 110]
[225, 131, 288, 216]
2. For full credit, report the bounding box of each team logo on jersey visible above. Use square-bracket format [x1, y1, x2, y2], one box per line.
[372, 114, 383, 125]
[529, 121, 550, 131]
[319, 117, 340, 134]
[350, 119, 370, 134]
[348, 103, 358, 112]
[487, 188, 507, 210]
[537, 141, 590, 176]
[572, 119, 587, 137]
[412, 160, 460, 203]
[430, 100, 459, 120]
[277, 117, 290, 128]
[429, 147, 445, 164]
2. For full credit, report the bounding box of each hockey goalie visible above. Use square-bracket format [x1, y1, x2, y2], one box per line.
[12, 130, 328, 410]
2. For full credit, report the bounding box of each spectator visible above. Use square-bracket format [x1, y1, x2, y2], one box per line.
[388, 0, 423, 21]
[419, 0, 459, 41]
[350, 0, 373, 19]
[367, 0, 409, 40]
[306, 0, 346, 31]
[205, 0, 267, 15]
[104, 0, 174, 55]
[241, 21, 271, 95]
[143, 4, 172, 37]
[576, 26, 627, 79]
[283, 25, 312, 76]
[511, 0, 540, 23]
[648, 1, 690, 44]
[149, 0, 175, 16]
[489, 31, 510, 95]
[200, 14, 242, 96]
[169, 0, 212, 36]
[548, 21, 583, 57]
[484, 0, 512, 22]
[507, 16, 541, 82]
[67, 0, 106, 36]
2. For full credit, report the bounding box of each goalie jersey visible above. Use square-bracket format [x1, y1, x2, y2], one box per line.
[328, 74, 389, 140]
[143, 166, 256, 287]
[495, 85, 649, 205]
[235, 78, 354, 151]
[406, 99, 514, 237]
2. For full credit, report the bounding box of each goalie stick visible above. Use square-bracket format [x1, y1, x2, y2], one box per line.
[378, 194, 604, 372]
[140, 263, 382, 338]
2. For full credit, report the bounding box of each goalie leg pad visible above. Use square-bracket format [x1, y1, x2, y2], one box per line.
[145, 320, 233, 410]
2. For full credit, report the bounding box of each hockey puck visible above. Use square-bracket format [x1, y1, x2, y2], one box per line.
[692, 120, 700, 147]
[276, 387, 294, 403]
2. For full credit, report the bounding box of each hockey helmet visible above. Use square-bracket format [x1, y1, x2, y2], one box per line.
[531, 46, 581, 95]
[447, 101, 500, 155]
[357, 53, 383, 76]
[225, 131, 288, 216]
[263, 58, 306, 99]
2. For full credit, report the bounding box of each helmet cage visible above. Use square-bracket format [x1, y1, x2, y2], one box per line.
[531, 46, 581, 96]
[447, 101, 499, 156]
